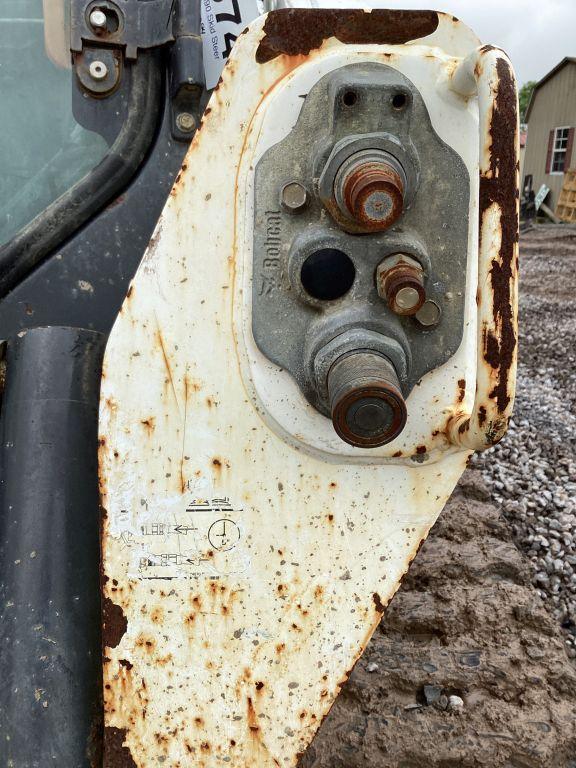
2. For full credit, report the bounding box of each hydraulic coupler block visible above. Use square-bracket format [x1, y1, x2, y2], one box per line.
[254, 60, 468, 448]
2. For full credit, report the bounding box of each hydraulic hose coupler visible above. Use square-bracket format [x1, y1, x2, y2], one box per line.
[327, 350, 407, 448]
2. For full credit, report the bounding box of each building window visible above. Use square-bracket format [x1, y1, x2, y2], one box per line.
[551, 127, 570, 173]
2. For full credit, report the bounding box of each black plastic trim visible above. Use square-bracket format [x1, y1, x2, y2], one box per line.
[0, 51, 163, 300]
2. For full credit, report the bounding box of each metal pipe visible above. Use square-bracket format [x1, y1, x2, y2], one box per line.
[0, 327, 106, 767]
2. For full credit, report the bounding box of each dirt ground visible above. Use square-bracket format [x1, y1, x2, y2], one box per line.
[302, 226, 576, 767]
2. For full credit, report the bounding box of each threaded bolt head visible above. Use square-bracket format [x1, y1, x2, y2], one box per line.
[89, 60, 108, 81]
[415, 300, 442, 327]
[327, 351, 407, 448]
[281, 182, 309, 213]
[334, 150, 406, 231]
[176, 112, 196, 133]
[89, 9, 107, 30]
[377, 254, 426, 316]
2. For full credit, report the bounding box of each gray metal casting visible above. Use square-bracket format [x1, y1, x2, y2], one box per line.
[253, 62, 470, 417]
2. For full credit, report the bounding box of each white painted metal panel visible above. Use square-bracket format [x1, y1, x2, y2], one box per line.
[99, 11, 517, 767]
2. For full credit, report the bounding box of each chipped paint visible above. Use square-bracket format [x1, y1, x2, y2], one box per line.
[99, 11, 516, 768]
[448, 46, 519, 448]
[102, 596, 128, 650]
[256, 8, 440, 63]
[104, 726, 137, 768]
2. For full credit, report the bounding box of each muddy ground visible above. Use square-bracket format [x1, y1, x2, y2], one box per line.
[303, 226, 576, 767]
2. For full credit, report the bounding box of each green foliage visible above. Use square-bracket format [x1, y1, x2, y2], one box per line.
[519, 81, 537, 123]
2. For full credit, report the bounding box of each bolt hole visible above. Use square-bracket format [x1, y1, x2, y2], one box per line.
[342, 90, 358, 107]
[300, 249, 355, 301]
[106, 9, 120, 33]
[392, 92, 408, 110]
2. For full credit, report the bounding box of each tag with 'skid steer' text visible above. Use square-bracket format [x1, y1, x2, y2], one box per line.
[200, 0, 263, 89]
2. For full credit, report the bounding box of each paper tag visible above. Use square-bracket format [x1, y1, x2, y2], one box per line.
[201, 0, 263, 89]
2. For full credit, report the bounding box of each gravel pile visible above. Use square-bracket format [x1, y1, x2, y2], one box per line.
[472, 225, 576, 658]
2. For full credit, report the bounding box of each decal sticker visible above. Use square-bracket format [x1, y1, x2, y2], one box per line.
[201, 0, 262, 89]
[114, 494, 249, 580]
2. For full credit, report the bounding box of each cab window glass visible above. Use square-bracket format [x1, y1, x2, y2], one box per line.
[0, 0, 109, 245]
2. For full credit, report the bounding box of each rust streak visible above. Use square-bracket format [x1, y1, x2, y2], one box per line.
[247, 696, 260, 733]
[155, 323, 181, 417]
[180, 376, 189, 493]
[478, 405, 487, 427]
[246, 694, 278, 760]
[479, 57, 519, 420]
[140, 417, 155, 436]
[256, 9, 439, 63]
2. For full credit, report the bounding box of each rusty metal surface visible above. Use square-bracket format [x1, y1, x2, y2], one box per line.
[377, 254, 426, 316]
[256, 8, 440, 63]
[98, 10, 516, 767]
[448, 47, 520, 448]
[327, 351, 407, 448]
[339, 154, 405, 231]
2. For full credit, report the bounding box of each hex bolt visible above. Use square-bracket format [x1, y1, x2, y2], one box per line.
[334, 149, 406, 231]
[176, 112, 196, 133]
[89, 60, 108, 81]
[327, 351, 407, 448]
[377, 254, 426, 316]
[281, 182, 309, 213]
[89, 8, 107, 30]
[415, 299, 442, 327]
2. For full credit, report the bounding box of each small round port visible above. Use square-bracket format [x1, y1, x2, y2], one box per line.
[300, 249, 355, 301]
[392, 92, 408, 110]
[342, 90, 358, 107]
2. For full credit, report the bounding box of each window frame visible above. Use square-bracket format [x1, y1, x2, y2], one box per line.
[550, 126, 571, 175]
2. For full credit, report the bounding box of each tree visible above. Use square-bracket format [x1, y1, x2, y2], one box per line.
[519, 81, 537, 123]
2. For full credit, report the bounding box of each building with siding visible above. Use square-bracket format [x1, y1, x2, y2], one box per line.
[523, 58, 576, 210]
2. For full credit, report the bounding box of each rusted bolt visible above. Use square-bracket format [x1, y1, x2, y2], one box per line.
[415, 299, 441, 327]
[89, 8, 107, 30]
[176, 112, 196, 133]
[89, 60, 108, 81]
[281, 182, 309, 213]
[334, 149, 406, 231]
[327, 351, 407, 448]
[377, 254, 426, 316]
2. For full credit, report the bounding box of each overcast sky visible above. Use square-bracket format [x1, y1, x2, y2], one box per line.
[291, 1, 575, 86]
[363, 0, 575, 86]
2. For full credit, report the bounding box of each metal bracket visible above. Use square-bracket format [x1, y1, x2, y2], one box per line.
[71, 0, 204, 132]
[74, 46, 123, 97]
[71, 0, 175, 60]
